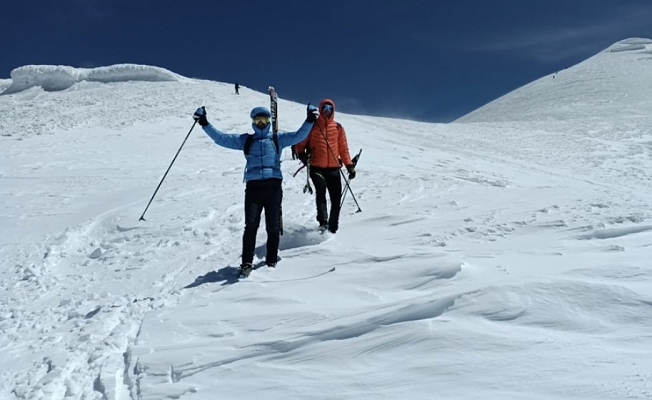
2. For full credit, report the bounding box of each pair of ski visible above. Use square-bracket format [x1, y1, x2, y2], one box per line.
[269, 86, 285, 237]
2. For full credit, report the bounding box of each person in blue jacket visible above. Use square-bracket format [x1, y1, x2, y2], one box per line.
[193, 104, 318, 276]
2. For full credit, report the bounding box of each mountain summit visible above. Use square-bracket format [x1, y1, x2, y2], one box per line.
[457, 38, 652, 123]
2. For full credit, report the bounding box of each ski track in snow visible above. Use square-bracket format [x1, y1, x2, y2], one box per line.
[1, 46, 652, 399]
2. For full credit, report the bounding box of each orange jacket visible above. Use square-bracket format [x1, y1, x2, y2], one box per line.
[295, 99, 353, 168]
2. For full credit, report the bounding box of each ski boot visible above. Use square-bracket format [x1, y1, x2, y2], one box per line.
[239, 262, 253, 278]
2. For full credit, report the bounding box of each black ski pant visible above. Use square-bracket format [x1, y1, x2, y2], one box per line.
[242, 179, 282, 265]
[310, 167, 342, 233]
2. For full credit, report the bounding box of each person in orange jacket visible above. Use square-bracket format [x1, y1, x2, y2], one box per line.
[295, 99, 356, 233]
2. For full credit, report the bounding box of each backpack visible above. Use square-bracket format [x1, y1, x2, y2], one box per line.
[244, 133, 280, 156]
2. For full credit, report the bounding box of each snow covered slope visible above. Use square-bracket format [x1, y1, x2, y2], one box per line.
[0, 64, 201, 138]
[1, 44, 652, 400]
[0, 79, 10, 93]
[456, 38, 652, 122]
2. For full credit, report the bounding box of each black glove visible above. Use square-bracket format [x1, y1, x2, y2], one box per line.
[346, 165, 356, 180]
[193, 107, 209, 127]
[299, 151, 309, 166]
[306, 103, 319, 123]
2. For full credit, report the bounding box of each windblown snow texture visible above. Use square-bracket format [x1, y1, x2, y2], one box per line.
[2, 39, 652, 399]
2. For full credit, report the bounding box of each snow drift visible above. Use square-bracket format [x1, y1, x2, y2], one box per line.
[0, 64, 226, 138]
[0, 79, 10, 93]
[1, 64, 186, 95]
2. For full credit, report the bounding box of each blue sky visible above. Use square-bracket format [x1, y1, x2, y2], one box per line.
[2, 0, 652, 122]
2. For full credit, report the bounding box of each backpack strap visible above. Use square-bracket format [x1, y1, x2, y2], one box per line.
[243, 133, 279, 156]
[243, 135, 254, 156]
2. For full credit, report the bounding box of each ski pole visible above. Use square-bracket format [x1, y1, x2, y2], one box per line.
[340, 149, 361, 208]
[293, 163, 306, 177]
[139, 116, 200, 221]
[303, 154, 313, 194]
[340, 180, 350, 209]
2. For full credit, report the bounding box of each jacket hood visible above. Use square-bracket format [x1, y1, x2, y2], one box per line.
[250, 107, 272, 138]
[319, 99, 335, 122]
[250, 107, 271, 119]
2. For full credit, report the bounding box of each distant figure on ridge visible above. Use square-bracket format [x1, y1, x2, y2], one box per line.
[235, 82, 240, 95]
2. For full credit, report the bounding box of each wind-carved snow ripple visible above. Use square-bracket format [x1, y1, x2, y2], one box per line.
[575, 225, 652, 240]
[266, 296, 458, 349]
[159, 252, 467, 383]
[346, 252, 463, 293]
[452, 280, 652, 333]
[175, 294, 463, 381]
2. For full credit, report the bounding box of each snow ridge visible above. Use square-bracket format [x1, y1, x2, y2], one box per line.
[1, 64, 187, 95]
[456, 37, 652, 123]
[607, 37, 652, 53]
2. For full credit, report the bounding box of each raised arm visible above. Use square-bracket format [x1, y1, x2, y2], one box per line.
[193, 107, 246, 150]
[202, 124, 247, 150]
[276, 121, 313, 149]
[276, 104, 319, 149]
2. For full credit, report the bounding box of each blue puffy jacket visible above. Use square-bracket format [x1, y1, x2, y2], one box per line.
[202, 107, 312, 182]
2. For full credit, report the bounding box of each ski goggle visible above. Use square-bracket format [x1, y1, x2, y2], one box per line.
[252, 115, 270, 124]
[322, 104, 333, 112]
